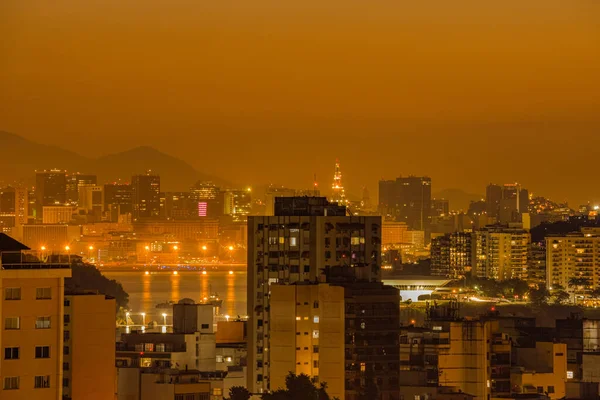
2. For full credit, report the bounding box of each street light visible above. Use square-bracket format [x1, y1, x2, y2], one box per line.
[173, 245, 179, 251]
[41, 246, 46, 251]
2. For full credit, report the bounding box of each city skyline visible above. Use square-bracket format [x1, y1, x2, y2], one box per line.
[1, 130, 599, 211]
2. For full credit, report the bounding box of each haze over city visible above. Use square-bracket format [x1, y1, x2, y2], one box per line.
[3, 2, 600, 400]
[2, 0, 600, 206]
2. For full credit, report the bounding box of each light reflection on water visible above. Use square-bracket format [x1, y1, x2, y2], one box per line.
[104, 270, 247, 323]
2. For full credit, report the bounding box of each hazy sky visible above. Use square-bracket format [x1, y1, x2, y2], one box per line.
[1, 0, 599, 206]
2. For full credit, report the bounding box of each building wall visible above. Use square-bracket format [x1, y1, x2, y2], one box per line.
[247, 214, 382, 393]
[438, 321, 491, 400]
[381, 221, 408, 245]
[63, 294, 116, 400]
[42, 206, 74, 224]
[0, 269, 71, 400]
[269, 284, 345, 400]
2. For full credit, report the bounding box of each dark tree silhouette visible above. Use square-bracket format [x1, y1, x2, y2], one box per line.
[65, 261, 129, 309]
[224, 386, 252, 400]
[262, 373, 337, 400]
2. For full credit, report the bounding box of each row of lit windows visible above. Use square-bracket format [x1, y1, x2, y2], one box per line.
[3, 376, 51, 390]
[4, 287, 52, 301]
[295, 316, 320, 323]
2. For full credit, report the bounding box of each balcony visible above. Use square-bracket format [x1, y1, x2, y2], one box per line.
[1, 250, 71, 269]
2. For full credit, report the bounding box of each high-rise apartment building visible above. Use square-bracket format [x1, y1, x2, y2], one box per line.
[247, 197, 388, 397]
[131, 172, 160, 220]
[546, 228, 600, 291]
[104, 183, 133, 221]
[35, 170, 67, 222]
[66, 174, 97, 205]
[431, 232, 472, 278]
[473, 225, 530, 280]
[62, 294, 116, 400]
[378, 176, 432, 239]
[0, 234, 71, 399]
[485, 183, 529, 224]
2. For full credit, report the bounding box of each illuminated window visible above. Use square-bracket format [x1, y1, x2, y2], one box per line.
[567, 371, 574, 379]
[216, 355, 223, 363]
[140, 358, 153, 367]
[213, 388, 223, 396]
[144, 343, 154, 352]
[279, 237, 285, 244]
[314, 316, 319, 323]
[290, 237, 298, 247]
[312, 330, 319, 339]
[360, 362, 366, 372]
[225, 356, 232, 362]
[35, 317, 51, 329]
[296, 316, 301, 321]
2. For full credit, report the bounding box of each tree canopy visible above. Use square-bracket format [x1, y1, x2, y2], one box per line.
[66, 261, 129, 309]
[262, 373, 337, 400]
[224, 386, 252, 400]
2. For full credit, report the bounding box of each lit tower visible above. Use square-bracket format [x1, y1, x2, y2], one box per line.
[330, 159, 347, 204]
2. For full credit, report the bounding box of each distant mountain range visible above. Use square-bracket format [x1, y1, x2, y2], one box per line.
[0, 131, 225, 190]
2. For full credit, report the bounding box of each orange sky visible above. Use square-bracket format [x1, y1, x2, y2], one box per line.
[1, 0, 599, 205]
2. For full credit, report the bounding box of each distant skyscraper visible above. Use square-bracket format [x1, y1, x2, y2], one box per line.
[35, 169, 67, 222]
[330, 159, 347, 204]
[378, 176, 432, 235]
[131, 172, 161, 220]
[66, 173, 97, 205]
[378, 179, 396, 216]
[190, 181, 222, 218]
[431, 198, 449, 216]
[485, 183, 529, 224]
[223, 189, 252, 222]
[104, 183, 133, 221]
